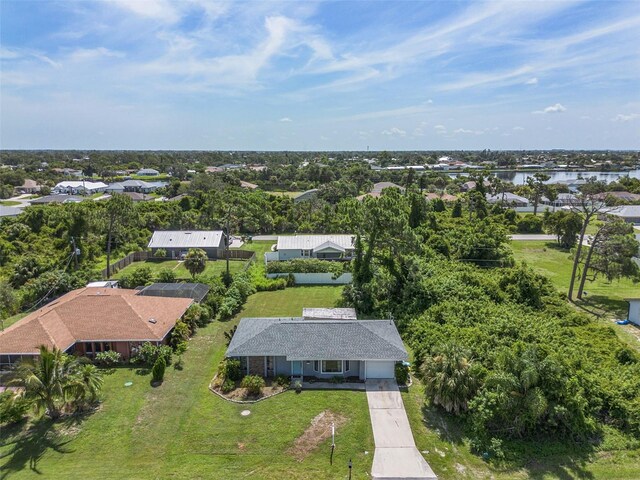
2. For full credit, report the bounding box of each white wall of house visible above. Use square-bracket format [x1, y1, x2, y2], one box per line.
[629, 300, 640, 326]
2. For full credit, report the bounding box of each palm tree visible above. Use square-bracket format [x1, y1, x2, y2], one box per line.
[183, 248, 207, 278]
[421, 343, 480, 414]
[71, 363, 104, 409]
[12, 345, 76, 419]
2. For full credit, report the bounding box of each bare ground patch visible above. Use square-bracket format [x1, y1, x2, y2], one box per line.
[288, 410, 348, 461]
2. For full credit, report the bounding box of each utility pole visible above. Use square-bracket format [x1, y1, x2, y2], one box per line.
[71, 236, 79, 269]
[225, 206, 232, 279]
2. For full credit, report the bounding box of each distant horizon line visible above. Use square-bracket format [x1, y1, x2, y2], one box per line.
[1, 148, 639, 153]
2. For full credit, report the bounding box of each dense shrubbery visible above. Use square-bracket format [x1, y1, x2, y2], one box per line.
[0, 391, 31, 424]
[218, 358, 243, 381]
[265, 259, 348, 275]
[218, 272, 256, 320]
[95, 350, 121, 367]
[118, 265, 153, 289]
[516, 214, 543, 233]
[152, 356, 166, 383]
[132, 342, 172, 366]
[241, 375, 265, 395]
[395, 362, 409, 385]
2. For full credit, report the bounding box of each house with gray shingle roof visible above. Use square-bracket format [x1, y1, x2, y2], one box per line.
[226, 315, 407, 380]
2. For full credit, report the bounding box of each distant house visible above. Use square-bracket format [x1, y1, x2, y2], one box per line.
[293, 188, 319, 203]
[593, 191, 640, 205]
[357, 182, 405, 200]
[0, 287, 192, 367]
[607, 205, 640, 225]
[425, 192, 457, 202]
[553, 193, 579, 207]
[136, 168, 160, 176]
[52, 181, 108, 195]
[485, 192, 529, 207]
[30, 194, 83, 205]
[0, 205, 23, 218]
[14, 179, 41, 195]
[274, 234, 355, 261]
[219, 164, 245, 170]
[148, 230, 225, 259]
[226, 315, 407, 380]
[240, 180, 259, 189]
[205, 166, 223, 174]
[105, 182, 125, 194]
[460, 180, 491, 192]
[121, 192, 154, 202]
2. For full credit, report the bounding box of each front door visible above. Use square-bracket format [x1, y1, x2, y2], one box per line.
[291, 361, 302, 376]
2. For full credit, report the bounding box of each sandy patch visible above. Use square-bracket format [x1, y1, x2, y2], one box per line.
[288, 410, 348, 461]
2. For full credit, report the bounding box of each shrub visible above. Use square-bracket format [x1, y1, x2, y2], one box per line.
[118, 265, 153, 289]
[241, 375, 265, 396]
[329, 376, 344, 384]
[221, 378, 235, 393]
[95, 350, 121, 367]
[266, 259, 348, 275]
[274, 375, 290, 387]
[0, 391, 31, 424]
[516, 215, 543, 233]
[219, 358, 243, 381]
[156, 267, 176, 283]
[395, 362, 409, 385]
[294, 380, 302, 393]
[153, 248, 167, 258]
[133, 342, 172, 366]
[182, 303, 211, 331]
[152, 356, 166, 383]
[170, 321, 190, 347]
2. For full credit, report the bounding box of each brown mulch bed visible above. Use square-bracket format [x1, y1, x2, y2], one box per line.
[212, 378, 288, 401]
[288, 410, 348, 461]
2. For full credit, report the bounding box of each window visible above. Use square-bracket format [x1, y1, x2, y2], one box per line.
[85, 342, 93, 353]
[314, 360, 319, 372]
[321, 360, 343, 374]
[302, 249, 311, 257]
[345, 360, 351, 371]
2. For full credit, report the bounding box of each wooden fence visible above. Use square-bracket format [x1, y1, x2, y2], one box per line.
[101, 249, 256, 279]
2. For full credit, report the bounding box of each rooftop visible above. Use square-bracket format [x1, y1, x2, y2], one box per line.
[276, 234, 355, 251]
[148, 230, 224, 249]
[302, 308, 357, 320]
[227, 317, 407, 360]
[0, 288, 193, 355]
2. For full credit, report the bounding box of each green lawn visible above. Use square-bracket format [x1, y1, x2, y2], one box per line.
[265, 191, 303, 198]
[111, 258, 246, 280]
[1, 312, 28, 330]
[511, 240, 638, 319]
[1, 286, 376, 479]
[0, 200, 21, 206]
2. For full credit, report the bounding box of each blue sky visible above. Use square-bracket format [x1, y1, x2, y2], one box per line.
[1, 0, 639, 150]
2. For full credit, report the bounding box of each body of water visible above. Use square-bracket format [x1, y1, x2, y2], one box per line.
[450, 169, 640, 185]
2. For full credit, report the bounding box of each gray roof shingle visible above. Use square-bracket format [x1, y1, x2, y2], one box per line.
[226, 317, 408, 360]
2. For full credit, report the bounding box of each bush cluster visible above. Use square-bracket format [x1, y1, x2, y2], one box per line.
[95, 350, 121, 367]
[265, 259, 348, 276]
[241, 375, 265, 396]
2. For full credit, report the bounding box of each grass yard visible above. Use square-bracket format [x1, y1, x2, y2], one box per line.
[111, 258, 246, 280]
[511, 240, 638, 319]
[241, 240, 276, 257]
[265, 191, 303, 198]
[403, 378, 640, 480]
[1, 312, 28, 330]
[1, 285, 376, 479]
[0, 200, 21, 206]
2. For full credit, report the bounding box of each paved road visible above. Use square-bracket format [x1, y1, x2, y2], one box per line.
[366, 379, 437, 480]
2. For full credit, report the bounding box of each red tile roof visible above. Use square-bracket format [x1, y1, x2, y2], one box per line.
[0, 288, 193, 355]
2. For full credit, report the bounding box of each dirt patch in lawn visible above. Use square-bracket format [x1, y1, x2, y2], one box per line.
[288, 410, 348, 461]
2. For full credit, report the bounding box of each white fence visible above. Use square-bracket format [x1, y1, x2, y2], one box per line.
[264, 251, 279, 264]
[266, 272, 353, 285]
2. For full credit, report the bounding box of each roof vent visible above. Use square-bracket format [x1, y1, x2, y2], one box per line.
[148, 318, 157, 324]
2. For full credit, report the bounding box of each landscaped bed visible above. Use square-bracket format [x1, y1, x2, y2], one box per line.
[210, 376, 289, 402]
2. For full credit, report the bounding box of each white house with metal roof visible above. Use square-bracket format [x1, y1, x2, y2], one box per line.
[52, 181, 108, 195]
[148, 230, 225, 259]
[226, 316, 407, 380]
[273, 234, 355, 261]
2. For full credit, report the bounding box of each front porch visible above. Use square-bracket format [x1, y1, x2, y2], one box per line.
[240, 356, 365, 380]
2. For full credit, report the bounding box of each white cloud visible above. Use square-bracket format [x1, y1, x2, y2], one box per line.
[611, 113, 639, 122]
[110, 0, 181, 23]
[279, 117, 292, 122]
[454, 128, 484, 135]
[381, 127, 407, 137]
[513, 126, 525, 131]
[533, 103, 566, 114]
[525, 77, 538, 84]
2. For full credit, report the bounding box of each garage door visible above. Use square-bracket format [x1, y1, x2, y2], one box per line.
[366, 360, 395, 379]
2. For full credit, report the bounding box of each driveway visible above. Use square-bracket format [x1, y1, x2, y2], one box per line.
[366, 379, 437, 480]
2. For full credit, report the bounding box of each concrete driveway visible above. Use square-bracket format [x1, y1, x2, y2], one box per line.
[366, 379, 437, 480]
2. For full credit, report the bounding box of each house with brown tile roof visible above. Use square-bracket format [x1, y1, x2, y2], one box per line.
[0, 288, 192, 367]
